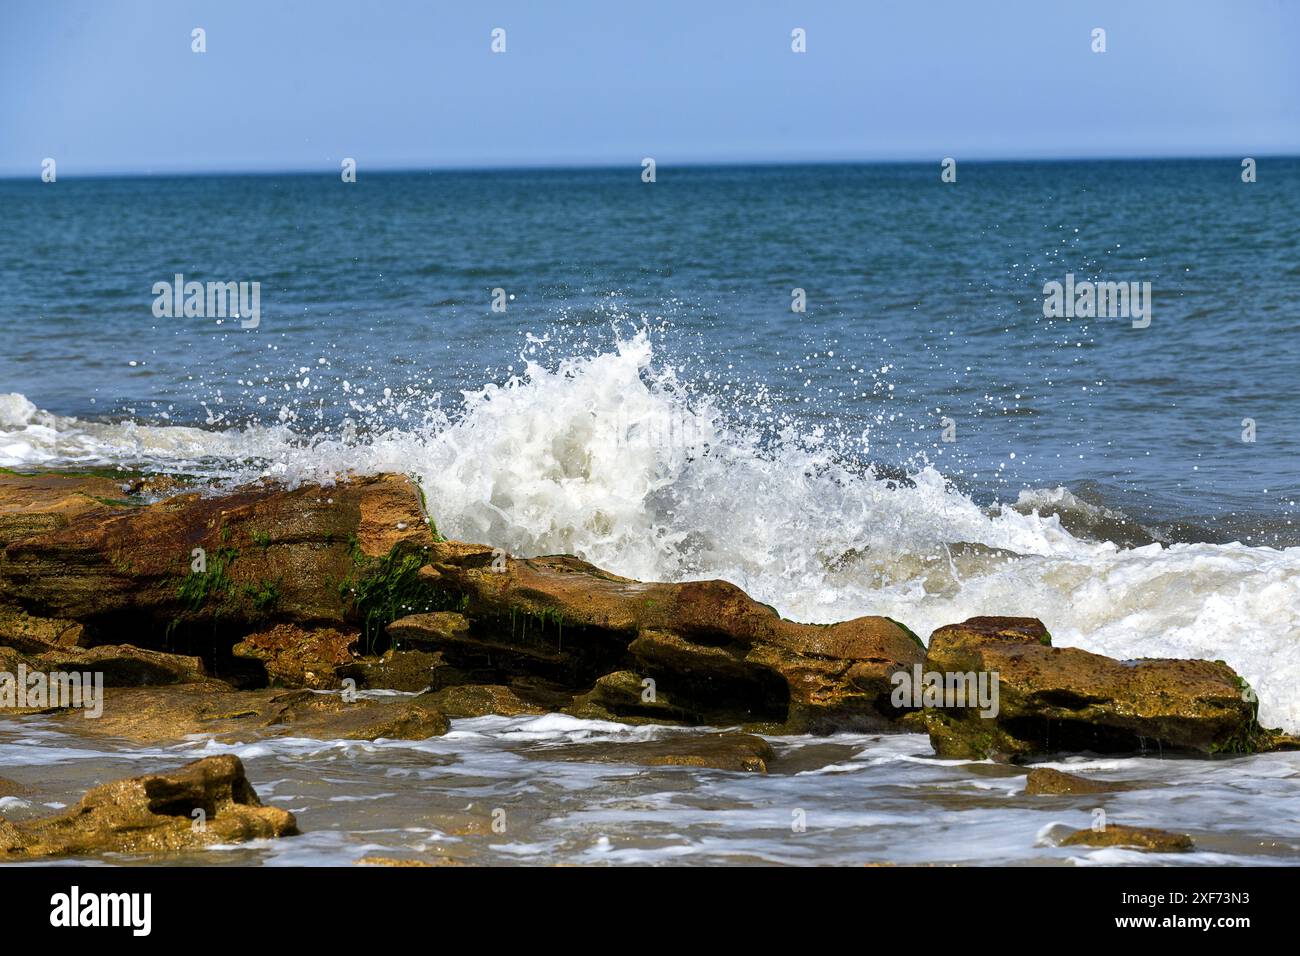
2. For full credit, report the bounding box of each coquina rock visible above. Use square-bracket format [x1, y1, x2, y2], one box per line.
[1, 471, 1291, 753]
[390, 546, 927, 732]
[48, 685, 450, 743]
[0, 469, 438, 682]
[0, 754, 296, 859]
[1059, 824, 1193, 853]
[914, 616, 1274, 760]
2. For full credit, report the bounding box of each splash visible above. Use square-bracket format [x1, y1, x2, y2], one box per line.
[3, 332, 1299, 731]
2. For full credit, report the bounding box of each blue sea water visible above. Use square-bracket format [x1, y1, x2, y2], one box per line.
[2, 160, 1297, 535]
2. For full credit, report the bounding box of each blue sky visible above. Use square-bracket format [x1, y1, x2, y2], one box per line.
[2, 0, 1297, 176]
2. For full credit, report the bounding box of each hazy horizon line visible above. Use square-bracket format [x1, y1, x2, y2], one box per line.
[4, 151, 1295, 183]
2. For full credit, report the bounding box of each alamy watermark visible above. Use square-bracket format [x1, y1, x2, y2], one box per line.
[152, 273, 260, 328]
[1042, 273, 1150, 328]
[890, 664, 1000, 717]
[1, 665, 104, 718]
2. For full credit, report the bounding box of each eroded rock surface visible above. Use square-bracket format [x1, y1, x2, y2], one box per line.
[0, 755, 296, 859]
[914, 617, 1271, 760]
[0, 471, 434, 681]
[49, 685, 448, 743]
[393, 548, 926, 731]
[0, 473, 1287, 757]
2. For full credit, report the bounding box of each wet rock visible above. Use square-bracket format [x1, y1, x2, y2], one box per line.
[1024, 767, 1136, 795]
[389, 611, 471, 646]
[0, 473, 435, 670]
[338, 649, 439, 692]
[233, 623, 358, 688]
[417, 683, 547, 718]
[533, 732, 774, 773]
[45, 685, 449, 743]
[1060, 824, 1194, 852]
[0, 642, 213, 693]
[262, 689, 449, 741]
[916, 616, 1267, 760]
[395, 549, 926, 731]
[0, 605, 86, 648]
[0, 754, 297, 859]
[355, 856, 441, 867]
[0, 471, 130, 546]
[566, 670, 696, 725]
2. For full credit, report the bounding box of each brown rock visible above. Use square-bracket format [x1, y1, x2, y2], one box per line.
[0, 755, 297, 859]
[0, 605, 86, 649]
[395, 549, 926, 731]
[566, 670, 696, 724]
[533, 732, 774, 773]
[417, 683, 547, 718]
[1060, 824, 1194, 852]
[261, 689, 449, 741]
[0, 471, 131, 546]
[916, 616, 1266, 760]
[0, 643, 214, 709]
[232, 623, 358, 688]
[1024, 767, 1136, 795]
[338, 649, 440, 692]
[0, 473, 436, 665]
[355, 856, 440, 867]
[45, 685, 449, 743]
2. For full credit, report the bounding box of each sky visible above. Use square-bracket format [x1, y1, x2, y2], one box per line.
[1, 0, 1297, 176]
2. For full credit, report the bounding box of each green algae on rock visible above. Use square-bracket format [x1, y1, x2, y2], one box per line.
[915, 616, 1271, 761]
[1059, 824, 1194, 853]
[1023, 767, 1139, 796]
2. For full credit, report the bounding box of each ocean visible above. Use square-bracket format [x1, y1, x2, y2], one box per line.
[2, 161, 1298, 865]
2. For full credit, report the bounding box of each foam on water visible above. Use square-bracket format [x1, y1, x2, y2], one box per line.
[3, 331, 1299, 730]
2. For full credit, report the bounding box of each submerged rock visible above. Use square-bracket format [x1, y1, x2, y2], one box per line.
[0, 754, 297, 859]
[533, 732, 775, 773]
[916, 616, 1269, 760]
[355, 856, 442, 867]
[1024, 767, 1137, 795]
[1060, 824, 1194, 852]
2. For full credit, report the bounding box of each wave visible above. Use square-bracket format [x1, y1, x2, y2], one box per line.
[3, 332, 1300, 731]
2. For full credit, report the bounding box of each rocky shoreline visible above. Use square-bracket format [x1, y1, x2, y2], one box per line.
[0, 468, 1294, 861]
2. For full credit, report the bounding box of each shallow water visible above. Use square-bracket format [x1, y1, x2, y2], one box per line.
[3, 709, 1298, 867]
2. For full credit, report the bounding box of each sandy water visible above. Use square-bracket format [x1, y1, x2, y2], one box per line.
[3, 704, 1299, 867]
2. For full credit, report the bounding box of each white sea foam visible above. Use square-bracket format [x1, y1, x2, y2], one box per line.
[3, 331, 1299, 730]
